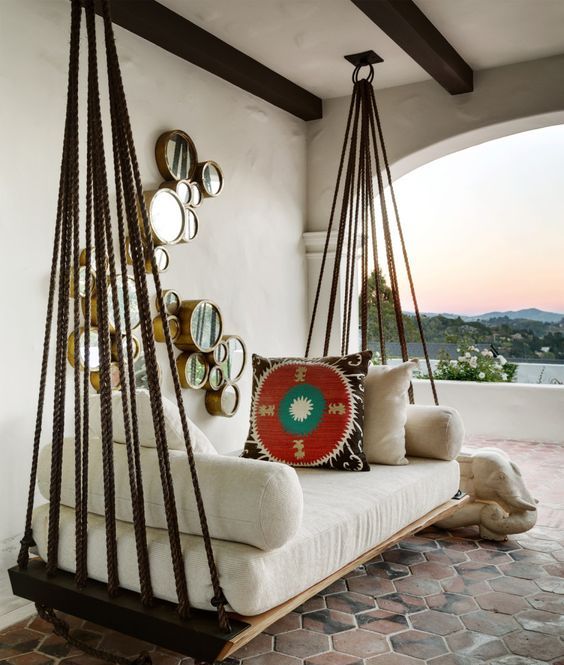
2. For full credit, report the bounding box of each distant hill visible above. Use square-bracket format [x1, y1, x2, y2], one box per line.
[471, 308, 564, 323]
[413, 308, 564, 323]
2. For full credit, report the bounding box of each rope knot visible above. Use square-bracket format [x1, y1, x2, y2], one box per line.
[211, 588, 228, 608]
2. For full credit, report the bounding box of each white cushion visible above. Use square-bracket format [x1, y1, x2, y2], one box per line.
[405, 404, 465, 461]
[37, 438, 302, 551]
[89, 389, 216, 454]
[363, 361, 417, 465]
[32, 457, 459, 616]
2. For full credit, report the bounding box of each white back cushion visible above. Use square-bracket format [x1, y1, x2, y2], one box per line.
[89, 389, 216, 455]
[38, 439, 303, 551]
[363, 361, 417, 465]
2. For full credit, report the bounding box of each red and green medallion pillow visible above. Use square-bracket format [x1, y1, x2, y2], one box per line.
[242, 351, 372, 471]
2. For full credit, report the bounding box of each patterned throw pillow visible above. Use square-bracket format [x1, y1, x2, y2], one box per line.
[243, 351, 372, 471]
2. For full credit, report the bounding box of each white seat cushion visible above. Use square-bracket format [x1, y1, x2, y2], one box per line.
[32, 457, 459, 616]
[89, 389, 217, 454]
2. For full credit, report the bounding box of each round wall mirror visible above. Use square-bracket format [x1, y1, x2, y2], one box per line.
[155, 130, 198, 181]
[177, 300, 223, 353]
[151, 246, 170, 273]
[153, 314, 180, 343]
[177, 352, 208, 390]
[160, 289, 181, 315]
[181, 209, 199, 242]
[111, 334, 140, 362]
[104, 275, 141, 333]
[205, 365, 225, 391]
[205, 384, 239, 417]
[176, 180, 191, 205]
[198, 161, 224, 198]
[222, 335, 246, 382]
[209, 341, 228, 365]
[144, 189, 186, 245]
[90, 362, 121, 393]
[68, 327, 100, 371]
[189, 182, 202, 207]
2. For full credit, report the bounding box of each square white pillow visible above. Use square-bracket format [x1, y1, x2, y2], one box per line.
[89, 388, 217, 455]
[363, 360, 417, 465]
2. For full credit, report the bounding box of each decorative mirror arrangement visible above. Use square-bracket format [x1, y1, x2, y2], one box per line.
[66, 129, 245, 417]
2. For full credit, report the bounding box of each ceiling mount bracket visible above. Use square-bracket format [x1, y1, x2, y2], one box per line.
[344, 50, 384, 67]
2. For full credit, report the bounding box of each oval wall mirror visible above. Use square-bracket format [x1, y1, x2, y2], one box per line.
[189, 182, 202, 207]
[222, 335, 246, 383]
[103, 275, 141, 333]
[147, 246, 170, 273]
[67, 327, 100, 371]
[177, 300, 223, 353]
[155, 130, 198, 181]
[177, 352, 208, 390]
[153, 314, 180, 343]
[205, 383, 239, 417]
[144, 189, 186, 245]
[181, 209, 199, 242]
[204, 365, 225, 391]
[197, 161, 224, 198]
[160, 289, 181, 315]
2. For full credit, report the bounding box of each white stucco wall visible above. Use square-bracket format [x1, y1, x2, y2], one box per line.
[307, 54, 564, 231]
[0, 0, 308, 543]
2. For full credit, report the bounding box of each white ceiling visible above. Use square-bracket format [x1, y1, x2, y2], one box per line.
[160, 0, 564, 99]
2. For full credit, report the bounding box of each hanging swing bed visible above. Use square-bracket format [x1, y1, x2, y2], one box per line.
[9, 3, 467, 664]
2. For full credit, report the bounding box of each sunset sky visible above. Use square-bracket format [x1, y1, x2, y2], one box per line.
[389, 124, 564, 316]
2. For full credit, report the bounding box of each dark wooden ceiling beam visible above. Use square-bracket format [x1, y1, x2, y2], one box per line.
[351, 0, 474, 94]
[94, 0, 322, 121]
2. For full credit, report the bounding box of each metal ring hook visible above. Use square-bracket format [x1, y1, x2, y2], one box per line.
[352, 63, 374, 84]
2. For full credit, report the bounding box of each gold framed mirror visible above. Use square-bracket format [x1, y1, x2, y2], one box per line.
[145, 246, 170, 274]
[143, 189, 186, 246]
[159, 289, 181, 315]
[222, 335, 247, 383]
[91, 275, 141, 333]
[189, 182, 202, 207]
[67, 327, 101, 371]
[90, 362, 121, 392]
[177, 352, 209, 390]
[196, 161, 224, 198]
[181, 208, 199, 243]
[110, 334, 140, 362]
[205, 383, 239, 417]
[176, 300, 223, 353]
[155, 130, 198, 181]
[204, 365, 225, 391]
[153, 314, 180, 343]
[207, 340, 228, 366]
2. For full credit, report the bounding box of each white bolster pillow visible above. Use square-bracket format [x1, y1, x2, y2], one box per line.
[405, 404, 464, 461]
[37, 438, 303, 551]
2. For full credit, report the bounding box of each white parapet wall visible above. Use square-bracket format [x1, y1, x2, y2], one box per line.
[413, 379, 564, 444]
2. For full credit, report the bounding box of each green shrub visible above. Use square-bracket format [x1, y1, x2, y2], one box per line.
[429, 340, 517, 383]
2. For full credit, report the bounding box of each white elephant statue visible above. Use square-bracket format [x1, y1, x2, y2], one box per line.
[436, 448, 538, 541]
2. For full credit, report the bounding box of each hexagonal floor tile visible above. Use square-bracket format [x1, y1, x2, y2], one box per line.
[304, 651, 362, 665]
[461, 610, 519, 636]
[320, 580, 348, 596]
[409, 562, 454, 580]
[303, 610, 355, 635]
[294, 596, 325, 614]
[436, 537, 479, 553]
[475, 591, 529, 614]
[332, 629, 389, 659]
[446, 631, 508, 660]
[382, 550, 425, 566]
[243, 653, 301, 665]
[389, 629, 447, 660]
[424, 549, 469, 566]
[326, 591, 375, 614]
[479, 540, 521, 553]
[467, 549, 512, 566]
[544, 562, 564, 576]
[515, 608, 564, 635]
[356, 610, 408, 635]
[365, 561, 410, 580]
[426, 592, 478, 615]
[275, 629, 330, 659]
[409, 610, 462, 636]
[527, 590, 564, 614]
[440, 575, 490, 597]
[264, 613, 301, 635]
[376, 592, 426, 615]
[232, 633, 273, 660]
[454, 562, 500, 581]
[503, 629, 564, 661]
[489, 576, 538, 596]
[366, 654, 423, 665]
[394, 576, 442, 597]
[497, 562, 548, 580]
[534, 575, 564, 594]
[398, 536, 439, 553]
[346, 576, 394, 597]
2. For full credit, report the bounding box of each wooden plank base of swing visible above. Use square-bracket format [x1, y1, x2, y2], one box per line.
[9, 495, 468, 664]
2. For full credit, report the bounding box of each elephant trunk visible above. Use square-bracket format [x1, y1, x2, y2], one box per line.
[479, 503, 537, 541]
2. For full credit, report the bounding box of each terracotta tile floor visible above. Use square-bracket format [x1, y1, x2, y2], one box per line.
[1, 438, 563, 665]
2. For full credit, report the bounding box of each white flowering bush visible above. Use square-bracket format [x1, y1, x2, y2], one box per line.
[432, 341, 517, 383]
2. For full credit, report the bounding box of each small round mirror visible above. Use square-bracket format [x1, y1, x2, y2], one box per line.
[206, 365, 225, 391]
[155, 130, 198, 181]
[190, 301, 223, 352]
[68, 327, 100, 371]
[177, 352, 208, 390]
[154, 246, 170, 272]
[111, 334, 140, 362]
[212, 341, 228, 365]
[144, 189, 186, 245]
[205, 384, 239, 417]
[176, 179, 191, 205]
[182, 209, 199, 242]
[106, 275, 141, 332]
[199, 161, 224, 198]
[189, 182, 202, 207]
[161, 289, 181, 315]
[90, 362, 121, 393]
[223, 335, 246, 382]
[153, 314, 180, 343]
